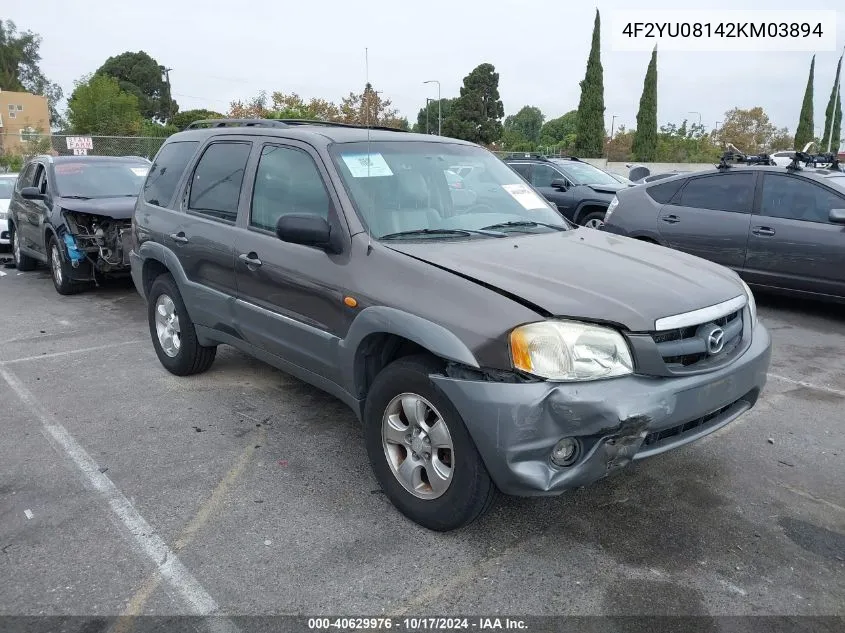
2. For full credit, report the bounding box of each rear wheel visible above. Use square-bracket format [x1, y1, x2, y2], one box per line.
[363, 354, 497, 531]
[580, 211, 606, 229]
[148, 273, 217, 376]
[12, 227, 37, 271]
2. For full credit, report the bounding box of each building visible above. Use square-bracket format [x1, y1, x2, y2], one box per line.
[0, 89, 51, 154]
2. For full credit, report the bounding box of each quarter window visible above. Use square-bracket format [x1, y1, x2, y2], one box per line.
[188, 142, 251, 222]
[647, 178, 685, 204]
[760, 174, 845, 224]
[250, 145, 331, 232]
[677, 173, 755, 213]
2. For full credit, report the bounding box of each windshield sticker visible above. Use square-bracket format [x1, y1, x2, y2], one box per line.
[341, 153, 393, 178]
[55, 164, 86, 175]
[502, 184, 549, 210]
[130, 167, 149, 177]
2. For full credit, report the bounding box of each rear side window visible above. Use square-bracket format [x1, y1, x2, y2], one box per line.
[646, 179, 685, 204]
[187, 142, 252, 222]
[143, 141, 199, 207]
[677, 173, 755, 213]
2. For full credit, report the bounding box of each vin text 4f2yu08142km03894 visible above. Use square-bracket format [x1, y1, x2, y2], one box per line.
[129, 119, 772, 531]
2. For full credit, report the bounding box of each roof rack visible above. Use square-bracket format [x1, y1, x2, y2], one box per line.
[501, 152, 583, 163]
[717, 148, 774, 169]
[788, 151, 841, 171]
[184, 118, 409, 133]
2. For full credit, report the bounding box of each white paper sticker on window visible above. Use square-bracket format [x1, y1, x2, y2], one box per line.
[341, 153, 393, 178]
[131, 167, 149, 177]
[502, 184, 549, 210]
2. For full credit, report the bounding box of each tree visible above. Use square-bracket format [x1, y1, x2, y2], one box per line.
[67, 74, 143, 136]
[794, 55, 815, 151]
[337, 83, 404, 128]
[607, 125, 635, 161]
[655, 120, 720, 162]
[822, 54, 843, 153]
[718, 107, 783, 154]
[267, 92, 340, 121]
[503, 106, 545, 144]
[0, 19, 64, 127]
[574, 10, 605, 157]
[441, 63, 504, 144]
[97, 51, 178, 122]
[632, 47, 658, 161]
[414, 98, 455, 134]
[539, 110, 578, 147]
[228, 91, 270, 118]
[171, 108, 224, 130]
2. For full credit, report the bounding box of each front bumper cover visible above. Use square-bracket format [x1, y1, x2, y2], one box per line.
[431, 323, 771, 496]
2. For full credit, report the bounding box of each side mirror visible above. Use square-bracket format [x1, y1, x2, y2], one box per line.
[20, 186, 45, 200]
[551, 178, 568, 190]
[829, 208, 845, 224]
[276, 214, 341, 253]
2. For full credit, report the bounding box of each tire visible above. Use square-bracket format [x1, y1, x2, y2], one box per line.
[147, 272, 217, 376]
[49, 236, 84, 295]
[11, 226, 37, 272]
[363, 354, 497, 531]
[579, 210, 606, 229]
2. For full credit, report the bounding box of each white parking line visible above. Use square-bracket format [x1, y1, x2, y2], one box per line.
[1, 340, 147, 365]
[0, 363, 229, 621]
[767, 373, 845, 398]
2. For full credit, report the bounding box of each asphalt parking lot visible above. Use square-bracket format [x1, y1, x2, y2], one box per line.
[1, 259, 843, 625]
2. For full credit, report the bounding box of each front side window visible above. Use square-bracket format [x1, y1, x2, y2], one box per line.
[760, 174, 845, 224]
[144, 141, 199, 207]
[330, 141, 569, 240]
[17, 163, 37, 190]
[188, 142, 251, 222]
[52, 161, 150, 199]
[554, 161, 619, 186]
[250, 145, 331, 232]
[531, 164, 561, 188]
[678, 173, 755, 213]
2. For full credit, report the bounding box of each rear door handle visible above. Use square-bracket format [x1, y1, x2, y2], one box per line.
[660, 214, 680, 224]
[752, 226, 776, 236]
[169, 232, 189, 243]
[239, 252, 262, 268]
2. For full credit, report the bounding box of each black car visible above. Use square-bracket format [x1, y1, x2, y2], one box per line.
[502, 153, 630, 228]
[7, 155, 151, 294]
[602, 162, 845, 302]
[128, 118, 770, 531]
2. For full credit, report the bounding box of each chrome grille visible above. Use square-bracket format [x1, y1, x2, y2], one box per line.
[650, 308, 743, 369]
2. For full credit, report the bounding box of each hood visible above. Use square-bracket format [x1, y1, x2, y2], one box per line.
[57, 196, 137, 219]
[582, 182, 627, 195]
[383, 229, 745, 332]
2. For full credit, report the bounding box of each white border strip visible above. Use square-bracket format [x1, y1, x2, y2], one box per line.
[654, 294, 747, 331]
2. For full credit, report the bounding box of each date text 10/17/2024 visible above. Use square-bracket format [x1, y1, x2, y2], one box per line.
[307, 617, 528, 630]
[609, 10, 838, 52]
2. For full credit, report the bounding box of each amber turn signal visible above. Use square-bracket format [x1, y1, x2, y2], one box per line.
[343, 296, 358, 308]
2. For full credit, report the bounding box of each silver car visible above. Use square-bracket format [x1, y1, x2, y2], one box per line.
[0, 173, 19, 248]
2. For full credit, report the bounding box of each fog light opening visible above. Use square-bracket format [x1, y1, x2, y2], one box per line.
[551, 437, 581, 467]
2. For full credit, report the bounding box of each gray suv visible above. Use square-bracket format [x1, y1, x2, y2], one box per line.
[130, 119, 772, 531]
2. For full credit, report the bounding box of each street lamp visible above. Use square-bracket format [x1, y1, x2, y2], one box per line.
[425, 98, 434, 135]
[162, 67, 173, 124]
[688, 111, 702, 127]
[423, 80, 441, 135]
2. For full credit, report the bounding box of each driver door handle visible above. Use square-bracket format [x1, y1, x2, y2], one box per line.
[660, 214, 681, 224]
[169, 232, 189, 243]
[752, 226, 776, 237]
[239, 252, 262, 267]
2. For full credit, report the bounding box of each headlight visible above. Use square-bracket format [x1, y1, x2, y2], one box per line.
[604, 196, 619, 223]
[510, 320, 634, 381]
[740, 279, 757, 328]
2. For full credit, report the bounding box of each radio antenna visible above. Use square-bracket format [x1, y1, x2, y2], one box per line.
[365, 47, 373, 255]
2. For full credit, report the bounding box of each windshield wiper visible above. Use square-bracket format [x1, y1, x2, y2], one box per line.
[380, 228, 505, 240]
[480, 220, 567, 232]
[61, 195, 91, 200]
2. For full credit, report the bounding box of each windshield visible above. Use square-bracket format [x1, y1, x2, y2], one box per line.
[0, 178, 15, 199]
[553, 160, 621, 186]
[53, 161, 150, 198]
[330, 142, 569, 240]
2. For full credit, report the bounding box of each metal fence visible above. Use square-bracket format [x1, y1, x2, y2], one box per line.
[1, 133, 167, 164]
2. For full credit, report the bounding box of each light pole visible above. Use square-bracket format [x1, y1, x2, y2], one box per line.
[688, 111, 702, 128]
[827, 47, 844, 153]
[424, 80, 441, 135]
[162, 67, 173, 125]
[426, 98, 434, 135]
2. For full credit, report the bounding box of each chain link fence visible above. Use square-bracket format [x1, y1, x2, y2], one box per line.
[1, 133, 167, 172]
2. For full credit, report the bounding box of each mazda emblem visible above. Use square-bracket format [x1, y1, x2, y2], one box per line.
[707, 328, 725, 354]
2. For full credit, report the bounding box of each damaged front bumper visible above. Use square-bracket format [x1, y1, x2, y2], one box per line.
[430, 323, 771, 496]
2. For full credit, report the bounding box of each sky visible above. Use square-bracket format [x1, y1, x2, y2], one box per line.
[6, 0, 845, 138]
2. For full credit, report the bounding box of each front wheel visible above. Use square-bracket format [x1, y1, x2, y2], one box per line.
[49, 236, 83, 295]
[363, 355, 497, 531]
[147, 273, 217, 376]
[580, 211, 606, 229]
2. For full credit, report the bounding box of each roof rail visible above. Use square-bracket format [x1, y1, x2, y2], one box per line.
[184, 118, 290, 130]
[184, 117, 410, 133]
[502, 152, 550, 161]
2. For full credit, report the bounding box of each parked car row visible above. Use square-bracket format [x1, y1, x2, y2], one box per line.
[6, 123, 772, 532]
[0, 172, 17, 247]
